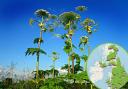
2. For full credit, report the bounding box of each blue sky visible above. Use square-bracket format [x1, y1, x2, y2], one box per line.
[0, 0, 128, 71]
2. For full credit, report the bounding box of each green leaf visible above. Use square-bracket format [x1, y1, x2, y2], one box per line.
[74, 71, 89, 81]
[72, 24, 77, 29]
[40, 49, 47, 55]
[79, 42, 82, 48]
[33, 38, 43, 44]
[25, 48, 46, 56]
[51, 51, 59, 61]
[50, 15, 58, 19]
[68, 30, 74, 35]
[81, 55, 88, 62]
[49, 28, 54, 32]
[79, 36, 88, 48]
[29, 18, 34, 25]
[63, 45, 72, 54]
[72, 44, 77, 49]
[61, 64, 70, 70]
[25, 48, 38, 56]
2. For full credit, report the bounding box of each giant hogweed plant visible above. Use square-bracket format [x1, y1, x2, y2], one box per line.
[24, 6, 99, 89]
[79, 18, 97, 71]
[26, 9, 57, 83]
[77, 6, 97, 89]
[55, 11, 80, 74]
[49, 51, 59, 78]
[54, 6, 97, 75]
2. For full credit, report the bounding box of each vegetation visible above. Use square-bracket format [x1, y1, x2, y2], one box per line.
[107, 58, 128, 89]
[1, 5, 128, 89]
[98, 44, 128, 89]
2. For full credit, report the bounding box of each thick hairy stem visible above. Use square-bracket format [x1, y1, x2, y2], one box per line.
[68, 54, 70, 74]
[36, 54, 39, 81]
[36, 30, 43, 81]
[84, 61, 87, 71]
[69, 32, 74, 74]
[91, 84, 93, 89]
[67, 21, 73, 74]
[72, 57, 75, 74]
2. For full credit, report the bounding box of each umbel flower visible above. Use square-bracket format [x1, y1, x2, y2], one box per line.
[59, 11, 80, 26]
[81, 18, 96, 34]
[35, 9, 51, 19]
[76, 6, 87, 12]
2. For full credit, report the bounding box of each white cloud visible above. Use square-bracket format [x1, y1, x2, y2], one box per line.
[57, 68, 68, 75]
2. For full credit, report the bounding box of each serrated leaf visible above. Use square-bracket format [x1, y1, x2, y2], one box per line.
[40, 49, 47, 55]
[72, 44, 77, 49]
[25, 48, 46, 56]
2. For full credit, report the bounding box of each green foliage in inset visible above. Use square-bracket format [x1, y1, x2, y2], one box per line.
[107, 51, 117, 61]
[108, 58, 128, 89]
[121, 82, 128, 89]
[108, 45, 119, 52]
[99, 60, 107, 68]
[109, 60, 117, 66]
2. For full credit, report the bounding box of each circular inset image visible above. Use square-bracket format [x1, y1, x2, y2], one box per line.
[87, 43, 128, 89]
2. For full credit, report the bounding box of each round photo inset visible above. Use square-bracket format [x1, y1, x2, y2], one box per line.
[87, 43, 128, 89]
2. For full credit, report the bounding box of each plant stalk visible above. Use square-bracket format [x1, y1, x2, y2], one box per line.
[72, 57, 75, 74]
[68, 54, 70, 74]
[36, 30, 43, 81]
